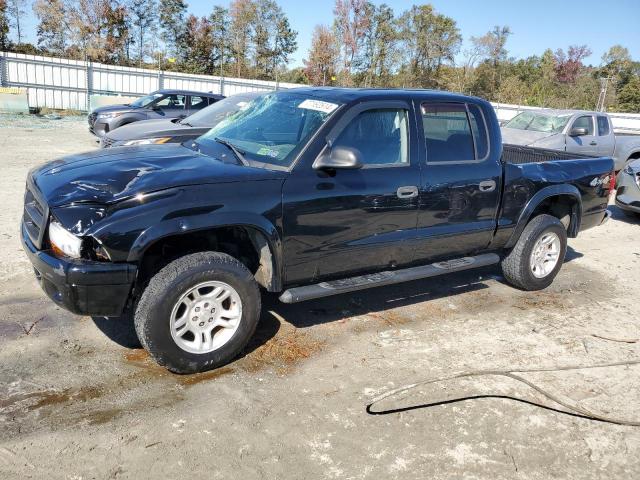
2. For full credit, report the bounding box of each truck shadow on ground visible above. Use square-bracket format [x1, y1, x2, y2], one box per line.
[93, 248, 586, 356]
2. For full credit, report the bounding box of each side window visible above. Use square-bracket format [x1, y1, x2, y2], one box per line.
[573, 115, 594, 135]
[155, 94, 186, 109]
[333, 109, 409, 166]
[467, 104, 489, 159]
[597, 116, 610, 136]
[190, 96, 209, 110]
[422, 103, 475, 162]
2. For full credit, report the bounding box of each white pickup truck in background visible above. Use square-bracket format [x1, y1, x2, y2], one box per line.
[501, 110, 640, 171]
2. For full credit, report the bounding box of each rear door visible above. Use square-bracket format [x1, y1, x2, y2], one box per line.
[566, 114, 598, 155]
[414, 101, 502, 261]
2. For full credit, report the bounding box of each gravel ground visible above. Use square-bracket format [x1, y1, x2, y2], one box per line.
[0, 115, 639, 479]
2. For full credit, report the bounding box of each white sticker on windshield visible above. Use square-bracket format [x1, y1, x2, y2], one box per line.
[298, 99, 339, 114]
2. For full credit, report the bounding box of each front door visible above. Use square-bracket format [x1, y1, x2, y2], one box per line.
[566, 114, 599, 155]
[414, 101, 502, 261]
[282, 101, 422, 285]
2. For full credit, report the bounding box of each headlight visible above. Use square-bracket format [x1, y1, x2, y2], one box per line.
[97, 112, 123, 119]
[122, 137, 172, 146]
[48, 221, 82, 258]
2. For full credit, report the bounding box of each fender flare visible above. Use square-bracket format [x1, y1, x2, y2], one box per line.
[126, 211, 283, 291]
[505, 184, 582, 249]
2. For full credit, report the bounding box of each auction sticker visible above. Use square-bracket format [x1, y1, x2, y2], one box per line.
[298, 99, 339, 114]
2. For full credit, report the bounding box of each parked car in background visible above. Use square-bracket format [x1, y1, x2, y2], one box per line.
[501, 109, 640, 171]
[100, 91, 264, 148]
[22, 88, 614, 373]
[88, 89, 225, 138]
[616, 159, 640, 219]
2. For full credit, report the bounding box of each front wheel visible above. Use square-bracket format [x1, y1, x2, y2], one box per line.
[501, 214, 567, 291]
[134, 252, 261, 373]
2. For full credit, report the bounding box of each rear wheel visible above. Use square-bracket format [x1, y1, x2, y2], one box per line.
[501, 214, 567, 291]
[134, 252, 261, 373]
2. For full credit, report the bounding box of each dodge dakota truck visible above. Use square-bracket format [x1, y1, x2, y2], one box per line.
[501, 109, 640, 171]
[22, 88, 614, 373]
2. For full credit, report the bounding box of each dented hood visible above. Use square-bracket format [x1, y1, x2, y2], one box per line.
[31, 144, 286, 207]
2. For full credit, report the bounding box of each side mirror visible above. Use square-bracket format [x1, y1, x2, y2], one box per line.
[313, 146, 363, 171]
[569, 127, 589, 137]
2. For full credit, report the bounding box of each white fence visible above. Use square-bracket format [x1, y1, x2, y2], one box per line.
[0, 51, 302, 111]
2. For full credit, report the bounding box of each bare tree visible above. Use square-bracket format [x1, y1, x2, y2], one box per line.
[7, 0, 26, 44]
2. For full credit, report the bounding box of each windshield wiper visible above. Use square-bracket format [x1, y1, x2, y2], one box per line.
[214, 137, 247, 165]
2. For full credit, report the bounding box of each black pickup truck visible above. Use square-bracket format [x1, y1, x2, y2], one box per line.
[22, 88, 614, 373]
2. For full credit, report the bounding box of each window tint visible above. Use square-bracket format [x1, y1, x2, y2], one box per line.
[155, 94, 186, 109]
[597, 116, 610, 136]
[468, 104, 489, 158]
[190, 96, 209, 110]
[333, 109, 409, 166]
[573, 115, 593, 135]
[422, 103, 475, 162]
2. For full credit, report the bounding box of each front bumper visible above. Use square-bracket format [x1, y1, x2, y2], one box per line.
[21, 222, 137, 317]
[615, 170, 640, 213]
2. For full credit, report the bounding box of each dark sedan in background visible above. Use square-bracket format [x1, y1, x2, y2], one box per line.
[88, 89, 225, 137]
[100, 91, 264, 148]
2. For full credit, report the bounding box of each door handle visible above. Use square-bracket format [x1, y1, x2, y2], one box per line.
[478, 180, 496, 192]
[396, 186, 418, 199]
[590, 141, 597, 146]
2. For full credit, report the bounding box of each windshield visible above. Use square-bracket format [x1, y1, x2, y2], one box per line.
[185, 93, 262, 127]
[130, 92, 163, 108]
[504, 111, 571, 133]
[197, 92, 341, 169]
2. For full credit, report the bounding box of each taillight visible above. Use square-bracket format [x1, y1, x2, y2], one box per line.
[609, 170, 616, 195]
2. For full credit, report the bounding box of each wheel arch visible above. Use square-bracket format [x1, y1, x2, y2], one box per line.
[129, 219, 283, 293]
[505, 185, 582, 249]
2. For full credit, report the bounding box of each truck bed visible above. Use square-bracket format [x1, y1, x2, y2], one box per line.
[502, 144, 594, 164]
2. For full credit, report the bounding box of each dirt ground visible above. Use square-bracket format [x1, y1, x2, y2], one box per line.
[0, 115, 639, 480]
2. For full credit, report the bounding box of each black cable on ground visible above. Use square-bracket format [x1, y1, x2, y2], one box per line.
[366, 359, 640, 427]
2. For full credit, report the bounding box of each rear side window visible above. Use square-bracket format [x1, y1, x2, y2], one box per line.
[597, 116, 610, 136]
[421, 103, 475, 162]
[468, 104, 489, 159]
[573, 115, 594, 135]
[190, 96, 209, 110]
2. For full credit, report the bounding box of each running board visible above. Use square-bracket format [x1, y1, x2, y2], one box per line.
[279, 253, 500, 304]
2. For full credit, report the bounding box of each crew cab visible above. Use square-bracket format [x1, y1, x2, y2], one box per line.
[22, 88, 614, 373]
[501, 109, 640, 171]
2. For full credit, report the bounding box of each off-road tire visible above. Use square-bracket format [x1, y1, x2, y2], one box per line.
[134, 252, 261, 374]
[501, 214, 567, 291]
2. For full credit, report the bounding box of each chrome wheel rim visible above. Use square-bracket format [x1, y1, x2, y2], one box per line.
[530, 232, 561, 278]
[170, 281, 242, 354]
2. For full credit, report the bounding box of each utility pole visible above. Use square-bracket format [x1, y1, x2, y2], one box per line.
[596, 77, 611, 112]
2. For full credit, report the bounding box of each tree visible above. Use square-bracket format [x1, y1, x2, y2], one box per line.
[304, 24, 338, 85]
[0, 0, 11, 50]
[554, 45, 591, 84]
[209, 6, 230, 75]
[272, 14, 297, 79]
[470, 25, 511, 95]
[358, 2, 397, 87]
[333, 0, 369, 85]
[128, 0, 157, 65]
[158, 0, 187, 58]
[229, 0, 256, 77]
[6, 0, 26, 44]
[33, 0, 68, 54]
[617, 75, 640, 113]
[180, 15, 214, 73]
[397, 4, 461, 88]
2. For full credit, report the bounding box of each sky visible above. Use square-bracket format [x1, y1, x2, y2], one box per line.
[17, 0, 640, 68]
